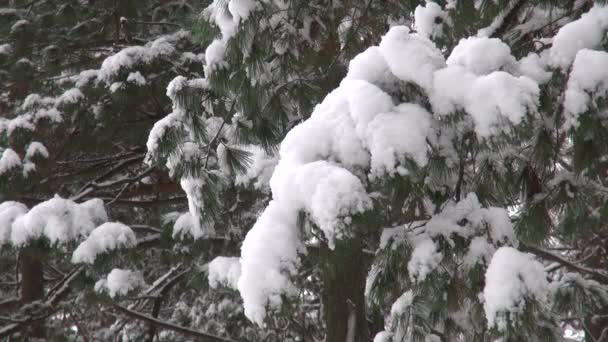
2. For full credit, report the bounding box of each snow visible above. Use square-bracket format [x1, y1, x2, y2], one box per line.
[95, 269, 144, 298]
[463, 236, 494, 269]
[563, 49, 608, 129]
[483, 247, 549, 331]
[366, 103, 432, 177]
[56, 88, 84, 105]
[238, 201, 304, 325]
[202, 0, 259, 74]
[10, 196, 107, 247]
[390, 290, 414, 317]
[208, 256, 241, 290]
[414, 1, 446, 39]
[179, 177, 214, 238]
[0, 202, 28, 246]
[75, 69, 100, 88]
[72, 222, 137, 264]
[236, 21, 542, 326]
[25, 141, 49, 160]
[234, 146, 278, 192]
[345, 46, 398, 90]
[516, 52, 552, 84]
[408, 238, 442, 282]
[446, 37, 515, 75]
[378, 26, 445, 91]
[0, 43, 12, 55]
[98, 32, 186, 83]
[145, 111, 183, 162]
[0, 149, 21, 175]
[204, 39, 228, 73]
[127, 71, 146, 85]
[373, 331, 393, 342]
[549, 4, 608, 69]
[465, 72, 539, 137]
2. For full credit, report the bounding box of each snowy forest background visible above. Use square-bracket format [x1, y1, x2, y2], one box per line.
[2, 0, 608, 341]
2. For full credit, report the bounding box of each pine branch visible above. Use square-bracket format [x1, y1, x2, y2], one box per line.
[522, 244, 608, 283]
[111, 303, 237, 342]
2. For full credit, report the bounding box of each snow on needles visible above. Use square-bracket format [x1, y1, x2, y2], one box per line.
[72, 222, 137, 264]
[237, 24, 541, 324]
[483, 247, 549, 331]
[208, 256, 241, 289]
[563, 49, 608, 129]
[549, 4, 608, 69]
[10, 196, 107, 247]
[95, 268, 144, 298]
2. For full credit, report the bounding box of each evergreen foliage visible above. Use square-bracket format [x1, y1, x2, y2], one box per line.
[1, 1, 608, 341]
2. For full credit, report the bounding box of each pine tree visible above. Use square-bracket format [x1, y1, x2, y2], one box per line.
[164, 1, 608, 341]
[3, 0, 608, 341]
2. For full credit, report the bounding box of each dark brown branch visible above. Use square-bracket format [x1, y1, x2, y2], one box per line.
[522, 244, 608, 283]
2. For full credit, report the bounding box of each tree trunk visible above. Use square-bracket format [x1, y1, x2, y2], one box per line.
[19, 246, 45, 339]
[586, 312, 608, 341]
[321, 236, 369, 342]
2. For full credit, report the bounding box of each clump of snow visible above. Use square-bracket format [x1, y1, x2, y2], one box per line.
[373, 331, 393, 342]
[204, 40, 228, 73]
[345, 46, 398, 90]
[127, 71, 146, 85]
[467, 72, 539, 136]
[56, 88, 84, 105]
[446, 37, 516, 75]
[563, 49, 608, 129]
[414, 1, 447, 39]
[390, 290, 414, 317]
[0, 149, 21, 175]
[379, 26, 445, 91]
[366, 103, 432, 177]
[463, 236, 494, 269]
[483, 247, 549, 331]
[95, 268, 144, 298]
[202, 0, 260, 74]
[0, 202, 28, 246]
[25, 141, 49, 160]
[180, 177, 214, 238]
[72, 222, 137, 264]
[10, 196, 107, 247]
[432, 69, 539, 137]
[549, 4, 608, 69]
[238, 201, 303, 325]
[516, 52, 552, 84]
[408, 238, 442, 282]
[234, 145, 278, 192]
[208, 256, 241, 289]
[98, 32, 188, 83]
[0, 43, 12, 55]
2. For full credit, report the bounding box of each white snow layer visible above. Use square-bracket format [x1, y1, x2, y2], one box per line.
[563, 49, 608, 129]
[10, 196, 107, 247]
[414, 2, 446, 39]
[483, 247, 549, 331]
[549, 4, 608, 69]
[95, 268, 144, 298]
[390, 290, 414, 317]
[0, 202, 28, 246]
[0, 148, 21, 175]
[208, 256, 241, 289]
[72, 222, 137, 264]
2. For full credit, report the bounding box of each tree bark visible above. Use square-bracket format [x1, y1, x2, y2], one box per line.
[586, 312, 608, 341]
[321, 236, 369, 342]
[19, 246, 45, 339]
